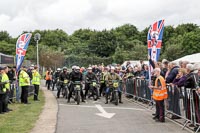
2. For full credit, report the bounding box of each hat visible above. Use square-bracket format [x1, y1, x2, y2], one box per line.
[0, 66, 4, 70]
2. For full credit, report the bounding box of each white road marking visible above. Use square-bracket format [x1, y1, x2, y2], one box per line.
[59, 104, 145, 111]
[95, 104, 115, 119]
[92, 101, 102, 104]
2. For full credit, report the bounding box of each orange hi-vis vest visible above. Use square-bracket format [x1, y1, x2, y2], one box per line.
[153, 76, 168, 101]
[45, 71, 52, 80]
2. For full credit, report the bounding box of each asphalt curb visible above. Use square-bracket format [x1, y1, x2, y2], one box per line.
[30, 87, 58, 133]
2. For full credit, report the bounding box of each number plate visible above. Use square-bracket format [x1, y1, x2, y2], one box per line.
[76, 85, 81, 90]
[64, 80, 68, 84]
[113, 82, 119, 88]
[92, 82, 97, 87]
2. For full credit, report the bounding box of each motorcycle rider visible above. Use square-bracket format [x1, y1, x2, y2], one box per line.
[85, 67, 98, 99]
[105, 66, 122, 104]
[52, 68, 61, 91]
[57, 67, 70, 98]
[68, 66, 85, 103]
[99, 67, 110, 97]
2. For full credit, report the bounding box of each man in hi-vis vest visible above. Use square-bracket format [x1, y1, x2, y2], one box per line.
[1, 66, 12, 112]
[32, 65, 41, 101]
[19, 66, 30, 104]
[149, 68, 168, 122]
[0, 66, 9, 113]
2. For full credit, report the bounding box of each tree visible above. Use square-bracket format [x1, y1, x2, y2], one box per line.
[40, 29, 68, 48]
[113, 46, 126, 64]
[89, 30, 118, 57]
[129, 43, 147, 60]
[72, 29, 95, 42]
[160, 35, 185, 61]
[39, 45, 65, 68]
[0, 31, 11, 43]
[0, 41, 15, 55]
[175, 23, 199, 36]
[182, 30, 200, 55]
[114, 24, 139, 40]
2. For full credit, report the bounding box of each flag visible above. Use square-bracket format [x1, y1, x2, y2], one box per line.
[16, 33, 32, 73]
[148, 20, 164, 62]
[147, 20, 164, 85]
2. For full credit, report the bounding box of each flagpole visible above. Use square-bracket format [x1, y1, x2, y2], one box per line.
[34, 33, 41, 68]
[36, 40, 39, 68]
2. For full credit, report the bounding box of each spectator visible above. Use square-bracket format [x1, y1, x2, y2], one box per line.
[141, 64, 149, 80]
[123, 66, 134, 79]
[134, 66, 141, 77]
[161, 59, 169, 78]
[166, 62, 179, 83]
[184, 64, 196, 88]
[182, 61, 189, 69]
[172, 68, 187, 87]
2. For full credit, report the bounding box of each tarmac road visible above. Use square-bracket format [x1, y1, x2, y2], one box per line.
[53, 90, 191, 133]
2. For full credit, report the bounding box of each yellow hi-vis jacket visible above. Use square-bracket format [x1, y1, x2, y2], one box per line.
[2, 73, 10, 91]
[19, 70, 30, 87]
[32, 70, 41, 85]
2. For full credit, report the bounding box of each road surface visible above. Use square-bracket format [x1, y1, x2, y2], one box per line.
[52, 90, 190, 133]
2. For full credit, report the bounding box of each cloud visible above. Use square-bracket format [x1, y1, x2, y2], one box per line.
[0, 0, 199, 37]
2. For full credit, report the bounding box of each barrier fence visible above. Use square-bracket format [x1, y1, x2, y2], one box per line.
[8, 82, 35, 103]
[123, 78, 200, 132]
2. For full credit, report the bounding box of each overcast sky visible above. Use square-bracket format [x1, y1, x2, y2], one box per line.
[0, 0, 199, 37]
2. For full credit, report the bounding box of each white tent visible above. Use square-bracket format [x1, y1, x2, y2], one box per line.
[173, 53, 200, 63]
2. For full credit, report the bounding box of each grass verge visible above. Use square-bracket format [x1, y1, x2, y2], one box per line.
[0, 90, 45, 133]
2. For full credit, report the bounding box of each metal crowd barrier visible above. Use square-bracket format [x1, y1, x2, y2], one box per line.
[124, 78, 200, 132]
[9, 81, 35, 103]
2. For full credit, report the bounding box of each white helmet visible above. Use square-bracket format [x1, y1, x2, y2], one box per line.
[57, 68, 61, 71]
[110, 66, 115, 70]
[76, 66, 80, 70]
[72, 65, 76, 69]
[87, 67, 92, 70]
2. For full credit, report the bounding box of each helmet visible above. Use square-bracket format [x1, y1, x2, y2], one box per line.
[72, 65, 76, 70]
[63, 67, 67, 70]
[76, 66, 80, 70]
[57, 68, 61, 71]
[110, 66, 115, 70]
[75, 66, 80, 73]
[87, 67, 92, 70]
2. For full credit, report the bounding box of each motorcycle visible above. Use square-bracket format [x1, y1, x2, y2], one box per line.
[87, 80, 99, 101]
[60, 79, 69, 99]
[108, 80, 121, 105]
[72, 81, 82, 105]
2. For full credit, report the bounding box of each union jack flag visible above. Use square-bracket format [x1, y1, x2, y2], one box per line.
[147, 20, 164, 87]
[16, 33, 32, 73]
[147, 19, 164, 62]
